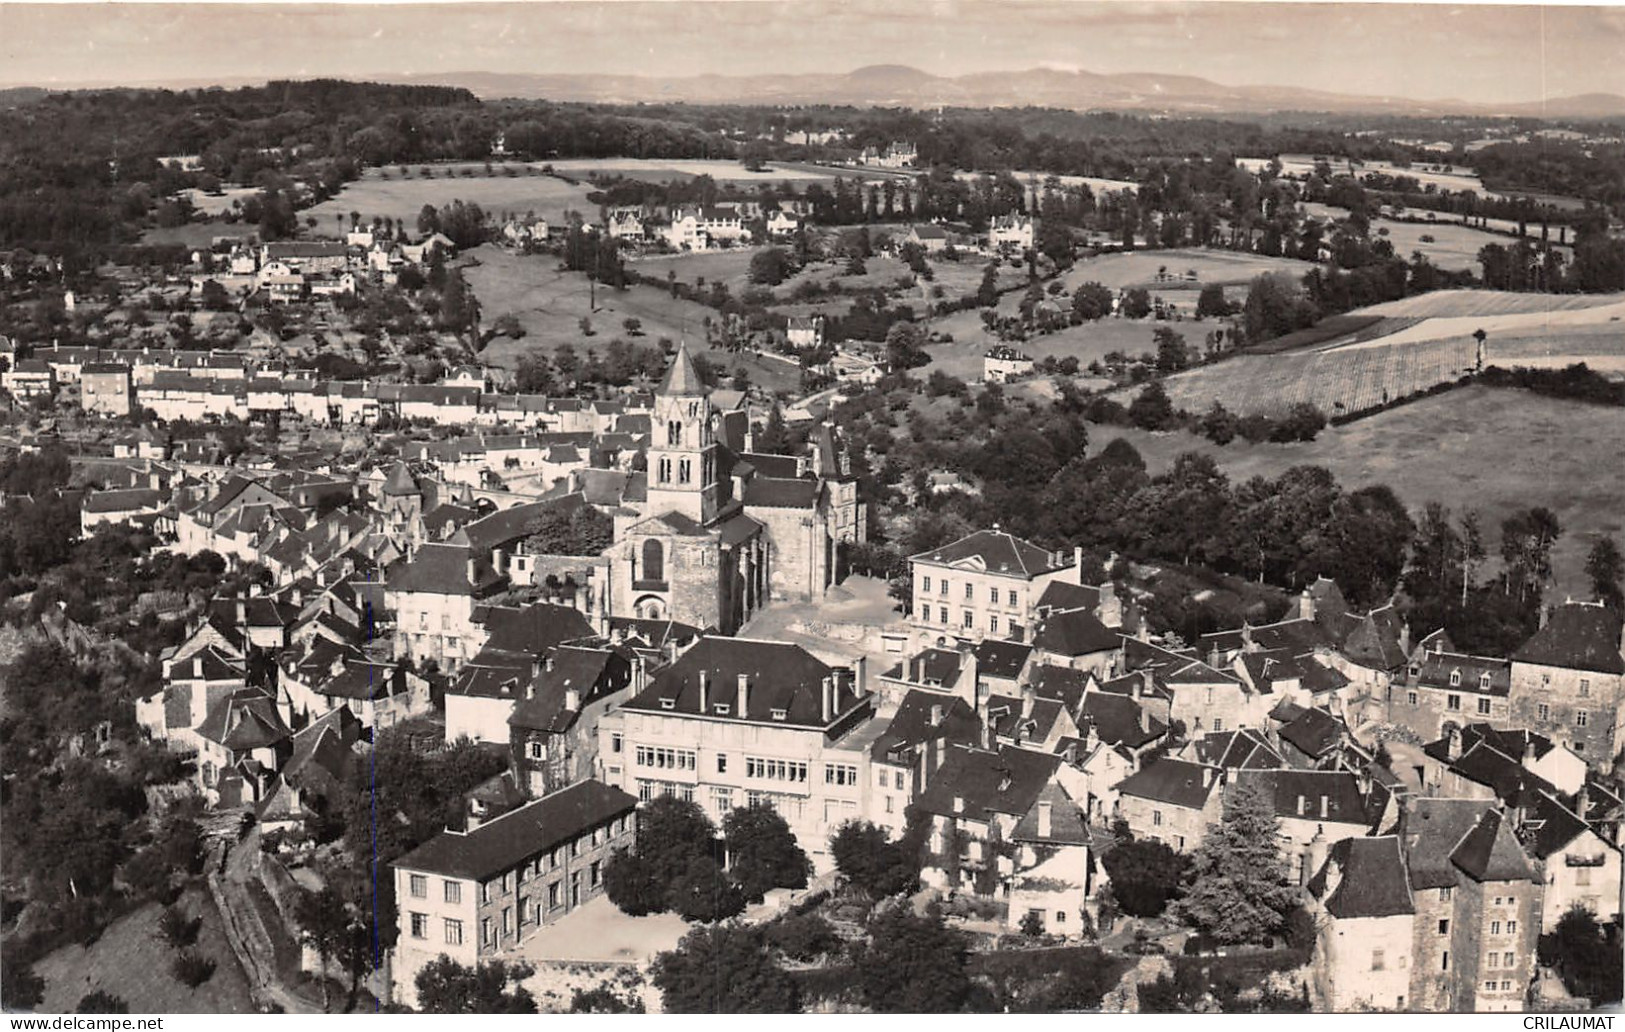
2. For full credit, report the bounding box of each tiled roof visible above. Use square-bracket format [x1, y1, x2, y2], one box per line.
[1278, 707, 1345, 759]
[1513, 603, 1625, 674]
[478, 603, 596, 655]
[1114, 758, 1222, 809]
[910, 528, 1069, 579]
[385, 543, 505, 597]
[393, 780, 637, 881]
[1232, 768, 1372, 827]
[1450, 808, 1534, 883]
[1032, 607, 1120, 658]
[1010, 782, 1091, 847]
[509, 647, 626, 733]
[660, 343, 706, 396]
[1308, 836, 1415, 919]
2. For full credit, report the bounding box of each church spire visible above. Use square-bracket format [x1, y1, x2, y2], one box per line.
[660, 341, 706, 397]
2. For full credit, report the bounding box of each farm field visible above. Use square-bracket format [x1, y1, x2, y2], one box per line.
[1486, 326, 1625, 375]
[1337, 297, 1625, 352]
[179, 186, 260, 216]
[1059, 248, 1317, 293]
[1088, 384, 1625, 600]
[1299, 203, 1571, 272]
[543, 158, 867, 184]
[140, 222, 240, 248]
[35, 888, 255, 1013]
[952, 170, 1139, 195]
[305, 167, 596, 233]
[1361, 289, 1625, 319]
[922, 314, 1167, 381]
[1156, 335, 1480, 418]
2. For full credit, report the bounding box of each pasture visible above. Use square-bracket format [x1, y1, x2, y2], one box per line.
[922, 314, 1167, 381]
[1360, 289, 1625, 319]
[1059, 248, 1317, 293]
[543, 158, 867, 184]
[1300, 202, 1572, 273]
[951, 170, 1139, 195]
[1089, 384, 1625, 600]
[305, 167, 596, 233]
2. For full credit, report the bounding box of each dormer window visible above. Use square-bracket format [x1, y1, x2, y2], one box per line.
[1479, 673, 1492, 690]
[713, 703, 730, 716]
[659, 698, 676, 710]
[770, 708, 788, 721]
[1449, 670, 1461, 687]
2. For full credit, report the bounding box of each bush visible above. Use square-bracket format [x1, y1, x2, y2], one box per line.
[766, 912, 841, 962]
[78, 990, 129, 1013]
[172, 950, 216, 988]
[159, 905, 201, 948]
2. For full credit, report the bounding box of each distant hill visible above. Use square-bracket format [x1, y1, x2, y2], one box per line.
[384, 65, 1625, 119]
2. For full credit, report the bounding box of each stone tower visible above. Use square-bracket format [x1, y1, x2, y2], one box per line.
[646, 343, 721, 525]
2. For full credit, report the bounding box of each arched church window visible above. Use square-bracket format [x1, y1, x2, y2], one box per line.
[667, 420, 682, 446]
[658, 458, 672, 483]
[679, 459, 692, 484]
[642, 540, 665, 583]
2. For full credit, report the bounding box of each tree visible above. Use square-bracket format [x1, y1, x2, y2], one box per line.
[668, 853, 747, 922]
[1100, 839, 1190, 917]
[749, 247, 793, 286]
[0, 949, 44, 1010]
[1129, 381, 1176, 431]
[159, 904, 202, 948]
[1154, 327, 1189, 373]
[1072, 281, 1113, 321]
[1197, 401, 1237, 445]
[1176, 780, 1297, 945]
[723, 804, 810, 902]
[522, 504, 613, 557]
[294, 887, 351, 1011]
[651, 923, 798, 1013]
[977, 264, 1000, 308]
[1586, 536, 1624, 609]
[77, 990, 129, 1013]
[1539, 904, 1623, 1005]
[1242, 272, 1315, 343]
[829, 820, 920, 899]
[884, 321, 929, 372]
[854, 907, 972, 1013]
[1121, 288, 1152, 319]
[1501, 507, 1563, 604]
[1195, 283, 1230, 319]
[171, 950, 216, 988]
[604, 796, 720, 917]
[199, 279, 231, 312]
[414, 957, 537, 1013]
[739, 140, 773, 173]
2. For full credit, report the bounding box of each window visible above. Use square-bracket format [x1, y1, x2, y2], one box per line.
[528, 740, 546, 760]
[922, 576, 932, 593]
[678, 458, 691, 484]
[1538, 703, 1550, 721]
[1408, 691, 1419, 706]
[1480, 672, 1492, 689]
[410, 912, 427, 939]
[1442, 951, 1450, 972]
[635, 745, 696, 771]
[939, 580, 948, 596]
[1371, 948, 1386, 971]
[480, 882, 491, 905]
[1484, 981, 1497, 992]
[963, 610, 974, 630]
[443, 918, 463, 946]
[885, 795, 894, 813]
[965, 583, 974, 601]
[1507, 920, 1517, 934]
[1153, 810, 1164, 827]
[825, 763, 859, 786]
[716, 754, 728, 774]
[1491, 921, 1501, 935]
[1438, 919, 1450, 935]
[894, 772, 904, 790]
[1501, 981, 1512, 992]
[746, 757, 808, 782]
[1450, 670, 1461, 687]
[711, 787, 734, 812]
[1503, 952, 1514, 967]
[443, 881, 461, 904]
[989, 615, 999, 634]
[990, 586, 999, 603]
[1439, 887, 1453, 902]
[590, 861, 602, 888]
[1212, 718, 1224, 733]
[409, 874, 427, 899]
[548, 881, 561, 910]
[1008, 590, 1017, 607]
[713, 703, 730, 715]
[1447, 694, 1461, 711]
[877, 768, 889, 787]
[1576, 711, 1589, 728]
[1487, 952, 1499, 968]
[938, 607, 948, 625]
[1055, 911, 1066, 925]
[502, 907, 512, 934]
[1578, 867, 1593, 886]
[611, 733, 623, 754]
[641, 540, 664, 583]
[1478, 698, 1492, 716]
[667, 419, 681, 446]
[1580, 678, 1591, 697]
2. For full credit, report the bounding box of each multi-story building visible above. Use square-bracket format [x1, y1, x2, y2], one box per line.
[79, 362, 132, 416]
[597, 635, 875, 871]
[987, 214, 1035, 251]
[390, 780, 637, 1008]
[909, 530, 1081, 643]
[1508, 602, 1625, 764]
[1305, 835, 1416, 1012]
[385, 543, 507, 671]
[1390, 645, 1512, 741]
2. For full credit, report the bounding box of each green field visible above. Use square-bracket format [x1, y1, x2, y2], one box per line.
[923, 316, 1169, 381]
[1089, 384, 1625, 600]
[306, 166, 596, 234]
[544, 157, 876, 184]
[1362, 289, 1625, 319]
[1059, 248, 1317, 295]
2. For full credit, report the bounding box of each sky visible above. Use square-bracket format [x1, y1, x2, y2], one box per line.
[1, 1, 1623, 105]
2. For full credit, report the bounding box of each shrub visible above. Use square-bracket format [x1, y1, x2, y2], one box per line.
[172, 950, 216, 988]
[767, 913, 842, 962]
[158, 905, 201, 948]
[78, 990, 129, 1013]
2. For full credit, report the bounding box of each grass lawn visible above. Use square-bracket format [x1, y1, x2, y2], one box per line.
[1088, 384, 1625, 599]
[35, 887, 255, 1013]
[305, 168, 596, 234]
[1059, 248, 1317, 293]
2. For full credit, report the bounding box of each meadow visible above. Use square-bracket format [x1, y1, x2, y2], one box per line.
[543, 158, 876, 184]
[1058, 248, 1317, 294]
[305, 166, 597, 233]
[1088, 384, 1625, 600]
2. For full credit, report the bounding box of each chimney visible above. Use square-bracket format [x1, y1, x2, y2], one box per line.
[854, 655, 868, 697]
[1096, 582, 1122, 629]
[466, 556, 478, 585]
[235, 598, 247, 627]
[738, 673, 750, 719]
[1208, 643, 1223, 670]
[1399, 621, 1412, 656]
[1021, 683, 1035, 719]
[1320, 795, 1329, 820]
[1074, 545, 1085, 585]
[979, 713, 991, 750]
[565, 687, 580, 712]
[1084, 718, 1100, 753]
[930, 703, 943, 727]
[1297, 794, 1307, 817]
[821, 676, 833, 723]
[1037, 800, 1053, 839]
[545, 654, 555, 673]
[1241, 623, 1254, 652]
[1202, 767, 1213, 788]
[1539, 604, 1550, 630]
[998, 768, 1013, 792]
[1446, 724, 1462, 760]
[493, 547, 506, 575]
[953, 795, 964, 814]
[192, 657, 203, 678]
[699, 670, 709, 712]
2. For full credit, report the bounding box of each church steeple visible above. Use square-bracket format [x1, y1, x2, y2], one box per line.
[647, 343, 721, 524]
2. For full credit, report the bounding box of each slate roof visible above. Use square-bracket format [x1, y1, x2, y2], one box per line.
[510, 647, 624, 733]
[1451, 808, 1535, 883]
[381, 462, 419, 496]
[973, 638, 1031, 680]
[1279, 707, 1345, 759]
[1011, 782, 1091, 847]
[1028, 664, 1095, 713]
[1114, 758, 1222, 809]
[883, 647, 966, 688]
[1035, 581, 1100, 613]
[1032, 607, 1121, 658]
[1078, 691, 1167, 750]
[196, 688, 290, 750]
[1188, 729, 1285, 770]
[1422, 726, 1560, 810]
[82, 488, 166, 513]
[985, 693, 1067, 746]
[1402, 798, 1534, 889]
[743, 477, 820, 509]
[478, 603, 596, 655]
[1513, 603, 1625, 674]
[737, 452, 803, 479]
[915, 744, 1062, 823]
[386, 543, 505, 597]
[393, 780, 637, 881]
[869, 690, 983, 762]
[1232, 768, 1372, 827]
[623, 636, 860, 728]
[1520, 791, 1599, 860]
[660, 343, 706, 396]
[1412, 651, 1510, 695]
[1308, 836, 1415, 919]
[910, 529, 1069, 579]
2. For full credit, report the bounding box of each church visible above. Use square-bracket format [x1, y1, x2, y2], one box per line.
[606, 344, 865, 634]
